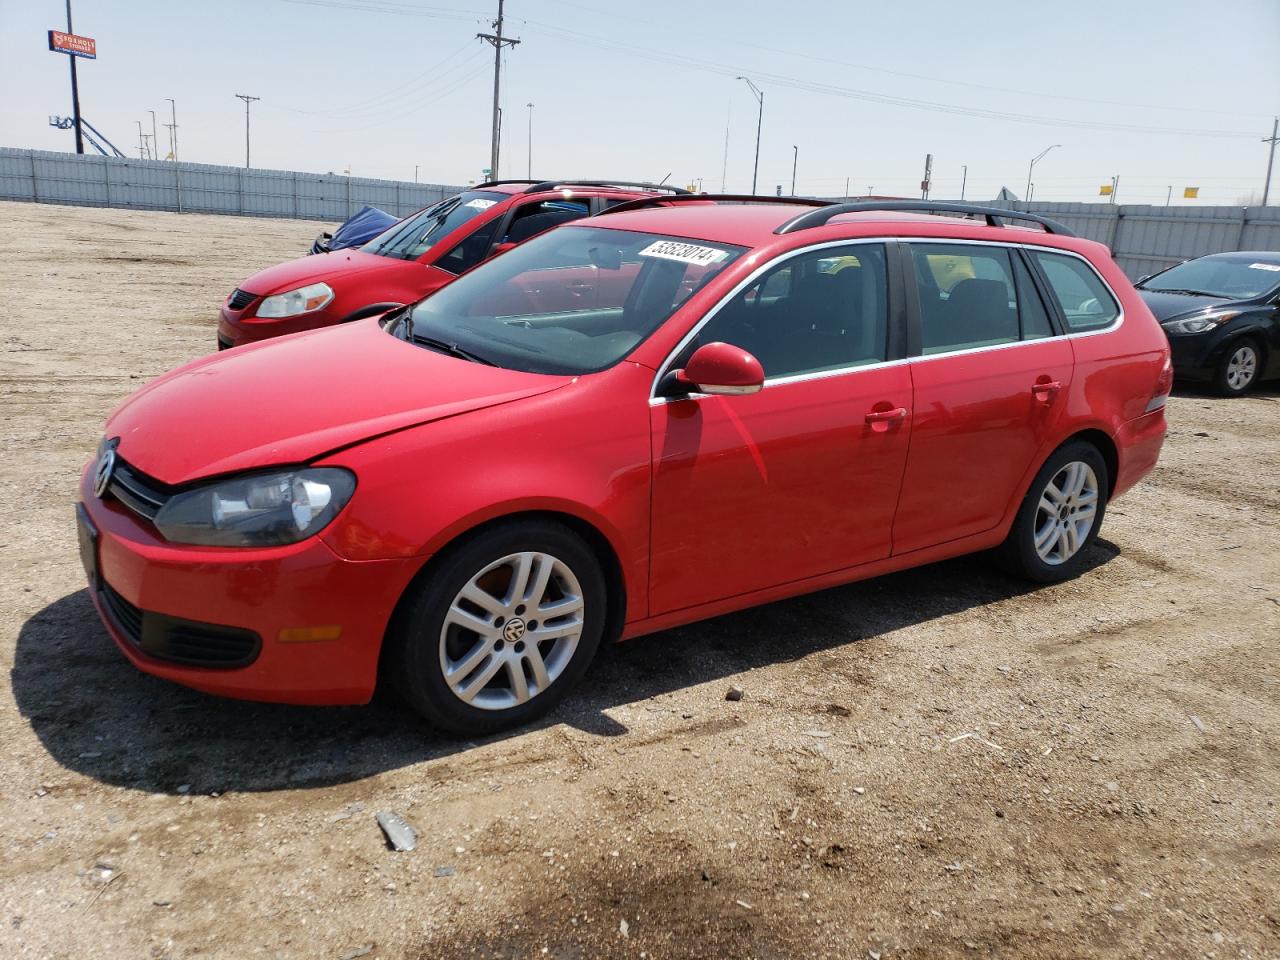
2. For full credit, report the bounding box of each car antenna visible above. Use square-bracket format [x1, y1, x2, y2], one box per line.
[658, 172, 672, 185]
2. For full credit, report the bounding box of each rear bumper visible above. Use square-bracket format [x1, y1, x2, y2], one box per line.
[1111, 408, 1167, 501]
[79, 466, 422, 705]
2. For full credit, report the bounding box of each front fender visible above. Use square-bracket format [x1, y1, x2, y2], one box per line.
[318, 362, 655, 621]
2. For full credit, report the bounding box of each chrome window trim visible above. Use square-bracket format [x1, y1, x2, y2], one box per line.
[648, 235, 1125, 404]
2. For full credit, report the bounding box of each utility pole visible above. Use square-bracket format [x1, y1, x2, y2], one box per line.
[844, 176, 850, 200]
[149, 109, 158, 161]
[961, 164, 967, 201]
[64, 0, 84, 153]
[165, 98, 178, 161]
[526, 102, 534, 179]
[414, 164, 419, 183]
[1109, 175, 1120, 205]
[736, 77, 763, 194]
[1166, 185, 1172, 207]
[719, 109, 730, 192]
[136, 121, 146, 159]
[790, 145, 798, 196]
[478, 0, 520, 180]
[1026, 144, 1060, 202]
[1263, 116, 1278, 206]
[235, 94, 260, 168]
[921, 153, 932, 199]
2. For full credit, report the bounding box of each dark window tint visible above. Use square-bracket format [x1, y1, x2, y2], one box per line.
[437, 217, 502, 275]
[1012, 253, 1054, 340]
[500, 199, 591, 245]
[684, 244, 888, 379]
[911, 245, 1019, 354]
[1032, 252, 1119, 331]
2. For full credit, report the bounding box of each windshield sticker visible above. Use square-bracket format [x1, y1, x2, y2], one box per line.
[638, 240, 729, 267]
[1247, 262, 1280, 272]
[464, 198, 498, 210]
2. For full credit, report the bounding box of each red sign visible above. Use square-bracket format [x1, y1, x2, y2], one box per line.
[48, 30, 97, 59]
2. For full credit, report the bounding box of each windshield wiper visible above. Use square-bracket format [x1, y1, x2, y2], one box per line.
[410, 332, 497, 366]
[1150, 288, 1224, 297]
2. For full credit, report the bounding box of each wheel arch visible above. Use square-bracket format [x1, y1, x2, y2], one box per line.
[1064, 428, 1119, 500]
[378, 508, 629, 688]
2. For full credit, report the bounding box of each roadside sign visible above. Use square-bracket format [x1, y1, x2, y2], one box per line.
[48, 30, 96, 59]
[1183, 187, 1199, 199]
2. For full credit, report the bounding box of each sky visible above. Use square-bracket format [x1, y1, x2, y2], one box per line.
[2, 0, 1278, 205]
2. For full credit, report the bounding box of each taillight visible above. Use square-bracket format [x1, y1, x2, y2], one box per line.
[1146, 354, 1173, 413]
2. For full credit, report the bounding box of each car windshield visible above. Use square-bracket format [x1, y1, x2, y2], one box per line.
[362, 190, 506, 261]
[397, 226, 746, 375]
[1140, 257, 1280, 299]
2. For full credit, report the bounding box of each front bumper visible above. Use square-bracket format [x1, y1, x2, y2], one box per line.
[1165, 332, 1219, 381]
[217, 305, 339, 349]
[78, 466, 421, 705]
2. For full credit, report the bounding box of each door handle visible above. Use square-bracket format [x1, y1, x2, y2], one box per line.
[1032, 379, 1062, 401]
[865, 407, 908, 424]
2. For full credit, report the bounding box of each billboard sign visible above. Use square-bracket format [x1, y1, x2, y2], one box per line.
[48, 30, 97, 59]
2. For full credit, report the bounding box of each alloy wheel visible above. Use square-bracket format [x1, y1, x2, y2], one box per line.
[438, 551, 585, 711]
[1033, 461, 1099, 565]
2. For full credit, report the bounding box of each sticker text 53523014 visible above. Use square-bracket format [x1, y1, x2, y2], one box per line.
[638, 240, 730, 267]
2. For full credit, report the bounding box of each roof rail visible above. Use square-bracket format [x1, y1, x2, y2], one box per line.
[472, 179, 545, 189]
[524, 179, 693, 195]
[774, 201, 1076, 237]
[597, 193, 833, 217]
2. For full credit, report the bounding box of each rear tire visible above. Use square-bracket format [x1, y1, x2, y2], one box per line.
[386, 519, 606, 736]
[1213, 338, 1261, 396]
[997, 440, 1109, 584]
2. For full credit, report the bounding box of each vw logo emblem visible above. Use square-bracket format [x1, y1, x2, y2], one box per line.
[502, 617, 526, 643]
[93, 446, 117, 498]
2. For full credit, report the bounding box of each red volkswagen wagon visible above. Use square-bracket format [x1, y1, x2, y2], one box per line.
[79, 199, 1170, 734]
[215, 180, 684, 349]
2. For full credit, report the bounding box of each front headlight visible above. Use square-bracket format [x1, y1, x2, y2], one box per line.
[153, 467, 356, 547]
[255, 282, 334, 318]
[1162, 310, 1239, 335]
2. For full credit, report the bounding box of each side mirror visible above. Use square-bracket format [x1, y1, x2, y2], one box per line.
[490, 241, 517, 257]
[666, 342, 764, 397]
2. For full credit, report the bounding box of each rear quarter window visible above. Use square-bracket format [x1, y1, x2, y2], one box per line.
[1033, 252, 1119, 332]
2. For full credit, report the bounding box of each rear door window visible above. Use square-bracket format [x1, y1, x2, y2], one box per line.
[1031, 252, 1120, 331]
[910, 245, 1020, 354]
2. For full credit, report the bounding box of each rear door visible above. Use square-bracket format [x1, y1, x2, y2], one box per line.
[891, 241, 1073, 555]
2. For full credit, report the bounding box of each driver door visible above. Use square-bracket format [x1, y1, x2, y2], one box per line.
[647, 243, 913, 615]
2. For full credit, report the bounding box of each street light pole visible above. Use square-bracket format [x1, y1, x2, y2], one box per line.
[961, 164, 967, 201]
[526, 102, 534, 179]
[1025, 144, 1061, 202]
[235, 94, 260, 168]
[1262, 116, 1278, 206]
[148, 109, 158, 161]
[165, 98, 178, 161]
[790, 145, 798, 196]
[135, 120, 145, 159]
[736, 76, 763, 194]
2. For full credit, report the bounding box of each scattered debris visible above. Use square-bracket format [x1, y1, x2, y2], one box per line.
[375, 811, 417, 852]
[1189, 715, 1207, 733]
[853, 787, 866, 795]
[619, 918, 629, 938]
[801, 730, 833, 738]
[943, 861, 963, 873]
[340, 945, 374, 960]
[725, 685, 745, 702]
[433, 866, 455, 878]
[826, 703, 851, 717]
[735, 899, 753, 910]
[176, 784, 191, 794]
[948, 732, 1003, 751]
[1105, 782, 1119, 793]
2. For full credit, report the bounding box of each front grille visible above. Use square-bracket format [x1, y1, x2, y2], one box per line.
[106, 457, 172, 522]
[226, 288, 257, 311]
[100, 579, 262, 669]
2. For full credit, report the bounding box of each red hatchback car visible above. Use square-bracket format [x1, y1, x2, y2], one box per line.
[215, 180, 685, 349]
[80, 199, 1170, 734]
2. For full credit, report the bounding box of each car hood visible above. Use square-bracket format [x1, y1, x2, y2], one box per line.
[106, 321, 571, 486]
[1138, 289, 1231, 321]
[240, 248, 401, 295]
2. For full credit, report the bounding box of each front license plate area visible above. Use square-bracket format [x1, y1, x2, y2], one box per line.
[76, 503, 99, 587]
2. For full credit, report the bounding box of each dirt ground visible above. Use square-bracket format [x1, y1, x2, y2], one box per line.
[0, 200, 1277, 960]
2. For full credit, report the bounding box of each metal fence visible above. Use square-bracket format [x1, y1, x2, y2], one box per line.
[1000, 201, 1280, 281]
[0, 147, 467, 222]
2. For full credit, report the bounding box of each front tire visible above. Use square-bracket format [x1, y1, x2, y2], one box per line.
[387, 520, 606, 736]
[997, 441, 1108, 583]
[1213, 338, 1261, 396]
